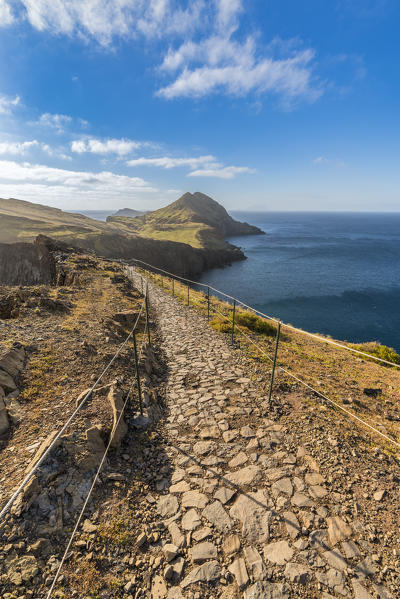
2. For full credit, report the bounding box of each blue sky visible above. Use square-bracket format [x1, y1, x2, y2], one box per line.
[0, 0, 399, 211]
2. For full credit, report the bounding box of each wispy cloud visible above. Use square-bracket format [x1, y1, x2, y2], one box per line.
[127, 154, 255, 179]
[0, 140, 39, 155]
[0, 94, 20, 114]
[36, 112, 73, 132]
[126, 155, 217, 169]
[0, 0, 14, 26]
[71, 137, 142, 156]
[313, 156, 347, 168]
[157, 4, 321, 103]
[0, 138, 72, 161]
[8, 0, 207, 46]
[158, 46, 320, 102]
[0, 159, 158, 207]
[188, 165, 255, 179]
[0, 160, 153, 188]
[1, 1, 323, 106]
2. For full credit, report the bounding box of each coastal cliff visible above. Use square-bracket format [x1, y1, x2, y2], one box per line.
[0, 193, 264, 277]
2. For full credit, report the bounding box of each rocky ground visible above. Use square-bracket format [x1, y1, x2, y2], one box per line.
[0, 254, 151, 597]
[1, 263, 399, 598]
[110, 270, 398, 599]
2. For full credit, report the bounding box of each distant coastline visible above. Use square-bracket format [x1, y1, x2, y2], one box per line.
[68, 210, 115, 222]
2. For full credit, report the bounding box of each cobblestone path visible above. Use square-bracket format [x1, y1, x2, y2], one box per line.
[130, 269, 393, 599]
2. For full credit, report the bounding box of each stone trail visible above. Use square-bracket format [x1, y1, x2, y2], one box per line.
[130, 270, 393, 599]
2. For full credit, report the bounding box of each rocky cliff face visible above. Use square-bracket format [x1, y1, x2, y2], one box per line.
[0, 238, 56, 286]
[75, 232, 245, 277]
[0, 233, 243, 286]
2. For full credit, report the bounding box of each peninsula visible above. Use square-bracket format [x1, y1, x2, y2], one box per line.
[0, 193, 264, 277]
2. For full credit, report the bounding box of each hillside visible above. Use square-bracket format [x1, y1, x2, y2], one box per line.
[0, 194, 262, 276]
[107, 191, 264, 250]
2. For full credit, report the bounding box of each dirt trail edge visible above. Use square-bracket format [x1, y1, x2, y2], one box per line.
[127, 268, 398, 599]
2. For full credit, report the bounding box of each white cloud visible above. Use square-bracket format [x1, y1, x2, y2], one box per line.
[1, 1, 322, 105]
[0, 139, 72, 160]
[0, 159, 158, 207]
[0, 94, 20, 114]
[215, 0, 242, 32]
[313, 156, 347, 167]
[11, 0, 207, 45]
[71, 137, 141, 156]
[156, 2, 321, 103]
[0, 159, 153, 188]
[127, 153, 254, 178]
[188, 165, 255, 179]
[158, 37, 320, 102]
[0, 0, 14, 26]
[126, 155, 217, 169]
[37, 112, 73, 132]
[0, 141, 39, 155]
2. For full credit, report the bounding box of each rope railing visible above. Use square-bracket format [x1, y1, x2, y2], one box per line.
[198, 297, 400, 448]
[277, 363, 400, 450]
[46, 320, 149, 599]
[0, 297, 147, 523]
[211, 304, 274, 363]
[134, 263, 400, 452]
[131, 258, 400, 370]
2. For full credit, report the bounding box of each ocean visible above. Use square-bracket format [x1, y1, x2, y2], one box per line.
[196, 212, 400, 352]
[69, 210, 114, 221]
[76, 208, 400, 351]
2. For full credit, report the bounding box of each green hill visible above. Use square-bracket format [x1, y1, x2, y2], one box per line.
[0, 193, 264, 276]
[0, 198, 107, 243]
[107, 191, 264, 250]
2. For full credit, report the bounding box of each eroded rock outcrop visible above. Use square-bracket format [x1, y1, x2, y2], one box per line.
[0, 237, 56, 286]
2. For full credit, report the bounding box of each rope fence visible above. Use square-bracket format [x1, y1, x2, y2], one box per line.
[131, 258, 400, 370]
[46, 318, 149, 599]
[0, 292, 148, 523]
[131, 261, 400, 453]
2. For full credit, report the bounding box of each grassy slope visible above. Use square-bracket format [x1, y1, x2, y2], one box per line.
[106, 215, 223, 249]
[0, 198, 108, 243]
[106, 191, 261, 250]
[0, 194, 250, 252]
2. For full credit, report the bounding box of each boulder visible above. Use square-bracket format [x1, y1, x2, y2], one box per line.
[107, 386, 128, 447]
[0, 343, 25, 378]
[79, 425, 106, 471]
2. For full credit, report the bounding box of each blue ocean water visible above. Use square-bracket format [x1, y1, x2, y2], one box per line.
[69, 210, 114, 221]
[197, 212, 400, 351]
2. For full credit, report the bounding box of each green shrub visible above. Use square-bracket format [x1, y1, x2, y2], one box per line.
[235, 310, 277, 337]
[352, 341, 400, 366]
[210, 310, 277, 338]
